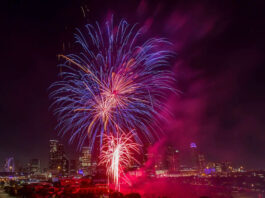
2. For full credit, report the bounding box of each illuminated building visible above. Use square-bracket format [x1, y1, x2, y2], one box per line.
[70, 159, 77, 175]
[205, 162, 222, 174]
[29, 159, 40, 174]
[190, 142, 198, 170]
[221, 161, 232, 173]
[61, 155, 69, 175]
[165, 145, 180, 172]
[49, 140, 60, 173]
[190, 142, 206, 172]
[155, 153, 168, 177]
[215, 162, 222, 173]
[49, 140, 69, 175]
[79, 147, 92, 176]
[155, 153, 166, 171]
[190, 142, 197, 148]
[198, 154, 206, 172]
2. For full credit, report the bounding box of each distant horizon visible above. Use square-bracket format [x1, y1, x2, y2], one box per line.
[1, 138, 263, 171]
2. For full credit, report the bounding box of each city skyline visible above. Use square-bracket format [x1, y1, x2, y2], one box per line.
[1, 0, 265, 172]
[0, 139, 256, 174]
[0, 138, 264, 197]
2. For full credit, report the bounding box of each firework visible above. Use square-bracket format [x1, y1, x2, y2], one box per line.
[99, 132, 140, 191]
[50, 18, 175, 149]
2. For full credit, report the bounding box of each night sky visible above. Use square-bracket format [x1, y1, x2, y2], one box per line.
[1, 0, 264, 169]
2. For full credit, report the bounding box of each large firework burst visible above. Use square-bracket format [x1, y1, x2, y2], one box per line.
[50, 19, 175, 149]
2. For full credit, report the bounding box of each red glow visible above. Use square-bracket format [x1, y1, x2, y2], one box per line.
[99, 133, 140, 191]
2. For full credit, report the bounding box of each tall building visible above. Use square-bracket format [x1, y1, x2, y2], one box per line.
[79, 147, 92, 176]
[215, 162, 222, 173]
[190, 142, 198, 170]
[29, 159, 41, 174]
[49, 140, 60, 172]
[4, 157, 15, 172]
[70, 160, 77, 175]
[61, 155, 69, 175]
[49, 140, 69, 176]
[198, 154, 206, 172]
[165, 145, 180, 172]
[221, 161, 232, 173]
[190, 142, 206, 172]
[155, 153, 166, 171]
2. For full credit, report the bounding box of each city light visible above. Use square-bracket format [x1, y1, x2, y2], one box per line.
[1, 1, 264, 197]
[190, 143, 197, 148]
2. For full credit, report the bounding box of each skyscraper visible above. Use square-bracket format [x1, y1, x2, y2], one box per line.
[49, 140, 60, 172]
[79, 147, 92, 176]
[165, 145, 180, 172]
[29, 159, 41, 174]
[70, 159, 77, 175]
[61, 155, 69, 175]
[49, 140, 69, 176]
[198, 154, 206, 172]
[221, 161, 232, 173]
[190, 142, 206, 172]
[190, 142, 198, 170]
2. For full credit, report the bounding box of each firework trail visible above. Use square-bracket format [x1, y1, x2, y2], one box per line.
[50, 18, 175, 149]
[99, 132, 140, 191]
